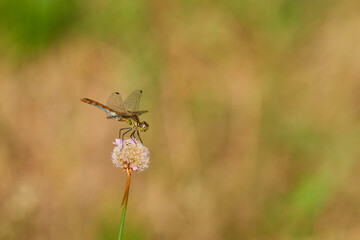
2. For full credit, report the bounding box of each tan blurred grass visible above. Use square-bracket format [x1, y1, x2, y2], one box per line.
[1, 1, 360, 239]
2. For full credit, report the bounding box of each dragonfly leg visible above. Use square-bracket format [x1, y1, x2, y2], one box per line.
[120, 128, 132, 150]
[136, 130, 143, 144]
[119, 127, 132, 139]
[130, 130, 137, 144]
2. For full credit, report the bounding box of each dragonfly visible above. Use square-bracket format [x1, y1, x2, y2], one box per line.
[80, 90, 149, 146]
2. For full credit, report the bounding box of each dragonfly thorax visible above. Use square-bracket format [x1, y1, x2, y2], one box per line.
[130, 117, 149, 132]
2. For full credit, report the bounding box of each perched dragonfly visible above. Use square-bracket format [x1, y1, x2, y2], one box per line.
[80, 90, 149, 145]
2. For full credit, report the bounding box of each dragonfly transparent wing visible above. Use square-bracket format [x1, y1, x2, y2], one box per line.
[106, 92, 127, 113]
[127, 110, 148, 116]
[124, 89, 143, 111]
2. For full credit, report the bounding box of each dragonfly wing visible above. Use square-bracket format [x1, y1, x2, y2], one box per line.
[127, 110, 148, 116]
[106, 92, 127, 113]
[124, 89, 143, 111]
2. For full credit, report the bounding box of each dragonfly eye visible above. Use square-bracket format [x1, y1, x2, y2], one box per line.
[140, 121, 149, 132]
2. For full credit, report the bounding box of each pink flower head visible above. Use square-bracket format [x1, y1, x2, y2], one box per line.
[111, 138, 150, 173]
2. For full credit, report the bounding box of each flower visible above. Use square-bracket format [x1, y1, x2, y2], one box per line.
[113, 138, 122, 147]
[111, 138, 150, 172]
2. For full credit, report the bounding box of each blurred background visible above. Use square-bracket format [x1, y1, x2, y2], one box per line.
[1, 0, 360, 239]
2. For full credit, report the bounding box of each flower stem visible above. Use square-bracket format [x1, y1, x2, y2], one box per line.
[118, 170, 132, 240]
[118, 202, 126, 240]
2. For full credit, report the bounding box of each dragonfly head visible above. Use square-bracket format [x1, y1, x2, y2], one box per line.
[139, 121, 149, 132]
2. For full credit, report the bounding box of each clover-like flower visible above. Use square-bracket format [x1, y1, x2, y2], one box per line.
[111, 138, 150, 172]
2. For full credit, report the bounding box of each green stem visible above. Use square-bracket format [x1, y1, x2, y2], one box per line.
[118, 202, 127, 240]
[118, 172, 132, 240]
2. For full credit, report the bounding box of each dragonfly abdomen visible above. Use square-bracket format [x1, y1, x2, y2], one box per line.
[81, 98, 122, 118]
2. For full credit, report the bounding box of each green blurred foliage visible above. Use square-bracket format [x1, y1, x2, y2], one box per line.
[0, 0, 78, 57]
